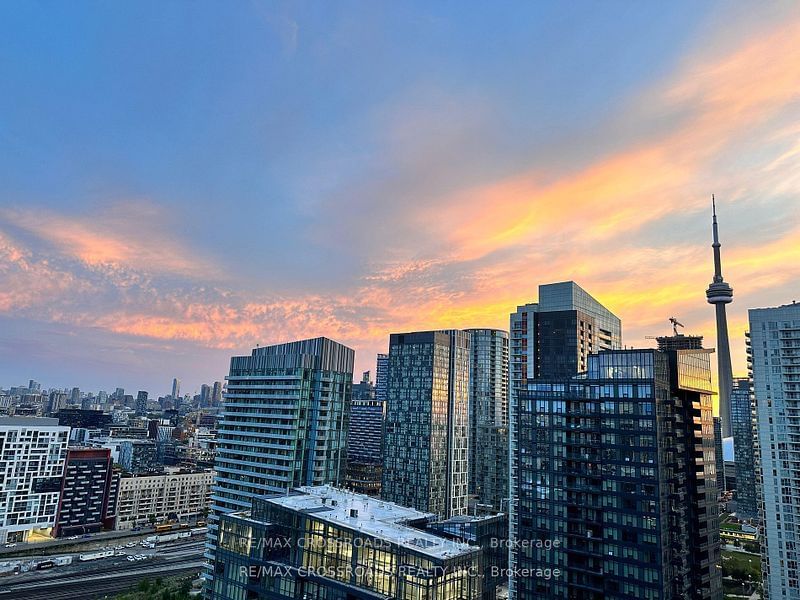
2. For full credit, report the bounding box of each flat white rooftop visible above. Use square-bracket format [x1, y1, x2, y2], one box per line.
[264, 485, 476, 561]
[0, 417, 62, 427]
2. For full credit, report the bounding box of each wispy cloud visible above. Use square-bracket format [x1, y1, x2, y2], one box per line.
[0, 201, 219, 279]
[2, 9, 800, 388]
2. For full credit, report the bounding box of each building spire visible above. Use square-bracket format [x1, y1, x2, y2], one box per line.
[712, 195, 723, 281]
[706, 195, 734, 437]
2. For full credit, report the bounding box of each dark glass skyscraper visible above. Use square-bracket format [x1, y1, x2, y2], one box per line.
[510, 282, 622, 386]
[465, 328, 509, 512]
[345, 371, 384, 496]
[508, 282, 621, 599]
[511, 349, 722, 599]
[382, 330, 470, 518]
[730, 377, 757, 521]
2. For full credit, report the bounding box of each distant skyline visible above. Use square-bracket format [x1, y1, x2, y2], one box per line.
[2, 3, 800, 395]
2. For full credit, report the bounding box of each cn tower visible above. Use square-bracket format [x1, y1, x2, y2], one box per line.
[706, 196, 734, 437]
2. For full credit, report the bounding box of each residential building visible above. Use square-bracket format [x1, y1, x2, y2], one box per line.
[376, 352, 389, 402]
[91, 438, 158, 473]
[508, 281, 621, 599]
[115, 467, 213, 529]
[208, 338, 354, 591]
[382, 330, 470, 519]
[511, 348, 722, 599]
[212, 381, 223, 406]
[56, 408, 112, 430]
[714, 416, 725, 493]
[47, 391, 67, 415]
[53, 448, 115, 537]
[730, 377, 758, 521]
[0, 417, 69, 543]
[345, 371, 384, 496]
[200, 384, 212, 408]
[212, 336, 354, 513]
[749, 302, 800, 598]
[509, 281, 622, 387]
[210, 485, 481, 600]
[464, 328, 509, 512]
[135, 391, 148, 416]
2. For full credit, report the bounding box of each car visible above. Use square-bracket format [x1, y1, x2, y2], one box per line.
[125, 542, 135, 548]
[115, 551, 125, 556]
[66, 536, 79, 540]
[114, 545, 124, 550]
[4, 543, 16, 548]
[127, 556, 136, 562]
[82, 534, 91, 539]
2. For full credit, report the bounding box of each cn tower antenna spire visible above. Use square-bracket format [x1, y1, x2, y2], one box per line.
[706, 195, 734, 437]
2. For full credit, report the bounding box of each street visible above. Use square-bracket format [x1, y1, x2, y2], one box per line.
[0, 537, 205, 599]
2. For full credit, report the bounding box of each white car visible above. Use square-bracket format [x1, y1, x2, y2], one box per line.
[67, 536, 79, 540]
[125, 542, 136, 548]
[3, 543, 16, 548]
[126, 556, 136, 562]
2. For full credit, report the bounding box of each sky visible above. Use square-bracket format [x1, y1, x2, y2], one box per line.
[2, 2, 800, 397]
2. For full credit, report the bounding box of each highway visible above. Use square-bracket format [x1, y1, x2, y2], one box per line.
[0, 538, 206, 599]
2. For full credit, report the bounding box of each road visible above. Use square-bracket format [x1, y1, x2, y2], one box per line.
[0, 538, 206, 599]
[0, 527, 159, 559]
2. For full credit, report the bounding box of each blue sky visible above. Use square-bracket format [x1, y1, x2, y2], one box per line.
[1, 2, 799, 396]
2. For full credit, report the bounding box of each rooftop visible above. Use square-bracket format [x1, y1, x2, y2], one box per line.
[0, 417, 63, 427]
[264, 485, 476, 561]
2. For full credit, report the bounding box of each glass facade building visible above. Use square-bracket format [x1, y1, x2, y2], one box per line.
[511, 349, 721, 599]
[427, 513, 508, 600]
[748, 303, 800, 599]
[464, 329, 509, 512]
[508, 282, 621, 599]
[382, 330, 470, 519]
[211, 485, 481, 600]
[346, 372, 384, 496]
[713, 417, 725, 494]
[509, 282, 622, 387]
[207, 337, 354, 594]
[376, 354, 389, 404]
[730, 377, 758, 521]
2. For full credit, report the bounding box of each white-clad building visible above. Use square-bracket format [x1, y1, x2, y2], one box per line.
[749, 302, 800, 599]
[0, 417, 69, 543]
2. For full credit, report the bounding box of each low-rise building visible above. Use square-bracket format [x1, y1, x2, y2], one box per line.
[114, 468, 213, 530]
[211, 485, 482, 600]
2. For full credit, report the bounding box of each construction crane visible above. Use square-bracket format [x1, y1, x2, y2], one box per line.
[669, 317, 684, 336]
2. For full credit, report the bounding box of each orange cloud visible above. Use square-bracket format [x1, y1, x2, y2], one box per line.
[403, 18, 800, 265]
[0, 202, 218, 278]
[3, 13, 800, 390]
